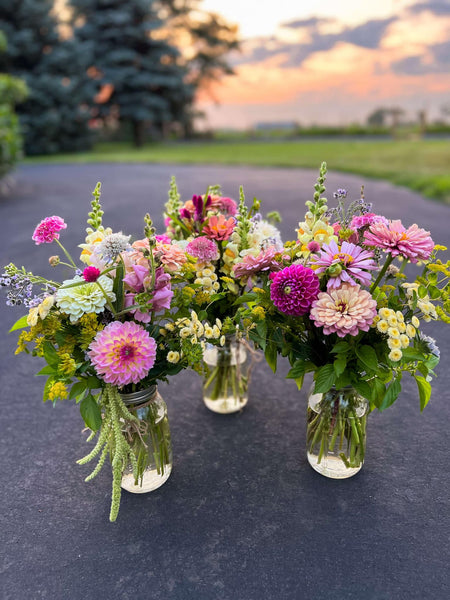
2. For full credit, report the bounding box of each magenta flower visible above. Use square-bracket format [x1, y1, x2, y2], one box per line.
[186, 237, 219, 262]
[269, 264, 320, 316]
[310, 283, 377, 337]
[32, 216, 67, 245]
[124, 267, 173, 322]
[123, 264, 149, 293]
[88, 321, 157, 387]
[233, 247, 281, 279]
[155, 234, 172, 244]
[350, 213, 388, 230]
[364, 220, 434, 263]
[310, 239, 377, 289]
[82, 266, 101, 283]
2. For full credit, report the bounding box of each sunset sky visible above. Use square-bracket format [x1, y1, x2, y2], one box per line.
[198, 0, 450, 129]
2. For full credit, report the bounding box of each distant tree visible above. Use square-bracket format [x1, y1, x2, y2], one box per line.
[0, 0, 94, 155]
[69, 0, 194, 147]
[367, 108, 389, 127]
[0, 30, 28, 178]
[160, 1, 240, 136]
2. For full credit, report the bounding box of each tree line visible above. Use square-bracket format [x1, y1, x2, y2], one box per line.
[0, 0, 239, 156]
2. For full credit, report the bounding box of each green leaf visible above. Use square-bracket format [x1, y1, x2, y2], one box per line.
[287, 360, 314, 380]
[401, 347, 426, 362]
[250, 320, 267, 351]
[370, 378, 387, 409]
[80, 394, 102, 432]
[356, 345, 378, 372]
[233, 293, 257, 306]
[42, 341, 60, 368]
[86, 375, 102, 390]
[69, 381, 88, 400]
[353, 379, 373, 400]
[9, 314, 29, 333]
[265, 342, 278, 373]
[333, 355, 347, 377]
[415, 375, 432, 411]
[418, 285, 427, 299]
[314, 364, 336, 394]
[334, 370, 352, 389]
[424, 354, 440, 370]
[113, 261, 124, 312]
[36, 365, 57, 376]
[331, 341, 350, 354]
[380, 376, 402, 411]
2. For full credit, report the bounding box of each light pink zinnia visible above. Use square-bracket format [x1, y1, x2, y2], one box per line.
[88, 321, 157, 387]
[310, 283, 377, 337]
[202, 215, 235, 241]
[233, 247, 282, 279]
[186, 237, 219, 262]
[364, 220, 434, 263]
[310, 239, 377, 289]
[32, 216, 67, 245]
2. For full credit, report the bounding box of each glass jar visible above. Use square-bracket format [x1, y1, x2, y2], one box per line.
[306, 385, 369, 479]
[119, 386, 172, 493]
[202, 335, 249, 414]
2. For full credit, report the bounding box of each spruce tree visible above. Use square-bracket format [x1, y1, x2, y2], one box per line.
[70, 0, 193, 146]
[0, 0, 94, 155]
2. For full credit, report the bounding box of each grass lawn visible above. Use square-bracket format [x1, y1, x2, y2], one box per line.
[24, 138, 450, 202]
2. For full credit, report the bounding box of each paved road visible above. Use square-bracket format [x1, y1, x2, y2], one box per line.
[1, 164, 449, 600]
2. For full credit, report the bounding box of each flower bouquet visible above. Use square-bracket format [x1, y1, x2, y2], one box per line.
[163, 178, 283, 413]
[2, 183, 221, 520]
[242, 163, 450, 477]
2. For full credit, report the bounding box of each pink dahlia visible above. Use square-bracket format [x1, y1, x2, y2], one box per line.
[82, 266, 101, 283]
[88, 321, 157, 387]
[269, 264, 320, 316]
[186, 237, 219, 262]
[202, 215, 235, 241]
[350, 213, 388, 230]
[364, 220, 434, 263]
[233, 247, 282, 279]
[32, 216, 67, 245]
[310, 239, 377, 289]
[310, 283, 377, 337]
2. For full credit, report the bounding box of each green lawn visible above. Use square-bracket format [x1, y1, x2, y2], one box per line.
[24, 139, 450, 202]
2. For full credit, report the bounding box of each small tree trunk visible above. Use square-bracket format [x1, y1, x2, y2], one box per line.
[132, 120, 145, 147]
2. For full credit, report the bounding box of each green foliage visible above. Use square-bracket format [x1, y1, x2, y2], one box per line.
[0, 0, 94, 155]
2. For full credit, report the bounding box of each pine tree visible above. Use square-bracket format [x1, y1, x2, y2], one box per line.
[0, 0, 94, 155]
[69, 0, 193, 146]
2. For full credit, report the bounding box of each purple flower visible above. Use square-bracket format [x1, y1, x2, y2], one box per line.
[186, 237, 219, 262]
[269, 264, 320, 316]
[123, 264, 149, 293]
[350, 213, 388, 230]
[310, 239, 377, 289]
[124, 267, 173, 322]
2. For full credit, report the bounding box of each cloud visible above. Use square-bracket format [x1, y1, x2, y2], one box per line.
[409, 1, 450, 16]
[392, 40, 450, 74]
[233, 16, 396, 68]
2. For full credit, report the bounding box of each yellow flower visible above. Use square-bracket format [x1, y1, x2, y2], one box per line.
[220, 335, 226, 346]
[252, 306, 266, 321]
[388, 349, 403, 362]
[38, 295, 55, 319]
[400, 334, 410, 348]
[379, 307, 392, 320]
[377, 320, 389, 333]
[165, 322, 175, 332]
[58, 354, 77, 378]
[395, 311, 404, 322]
[212, 325, 221, 339]
[406, 324, 416, 338]
[48, 381, 68, 401]
[388, 327, 400, 338]
[167, 351, 180, 364]
[27, 307, 39, 327]
[387, 315, 398, 327]
[388, 337, 402, 350]
[411, 316, 420, 328]
[398, 322, 406, 333]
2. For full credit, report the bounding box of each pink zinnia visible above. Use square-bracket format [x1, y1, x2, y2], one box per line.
[310, 283, 377, 337]
[350, 213, 388, 230]
[364, 219, 434, 263]
[310, 239, 377, 289]
[186, 237, 219, 262]
[209, 195, 238, 216]
[32, 216, 67, 245]
[82, 266, 101, 283]
[233, 247, 281, 279]
[88, 321, 157, 387]
[269, 264, 320, 316]
[155, 234, 172, 244]
[202, 215, 235, 241]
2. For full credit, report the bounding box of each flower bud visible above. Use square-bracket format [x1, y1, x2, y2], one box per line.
[49, 255, 60, 266]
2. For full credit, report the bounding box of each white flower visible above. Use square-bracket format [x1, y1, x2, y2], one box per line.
[96, 232, 131, 263]
[56, 275, 115, 323]
[389, 349, 403, 362]
[411, 316, 420, 328]
[38, 295, 55, 319]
